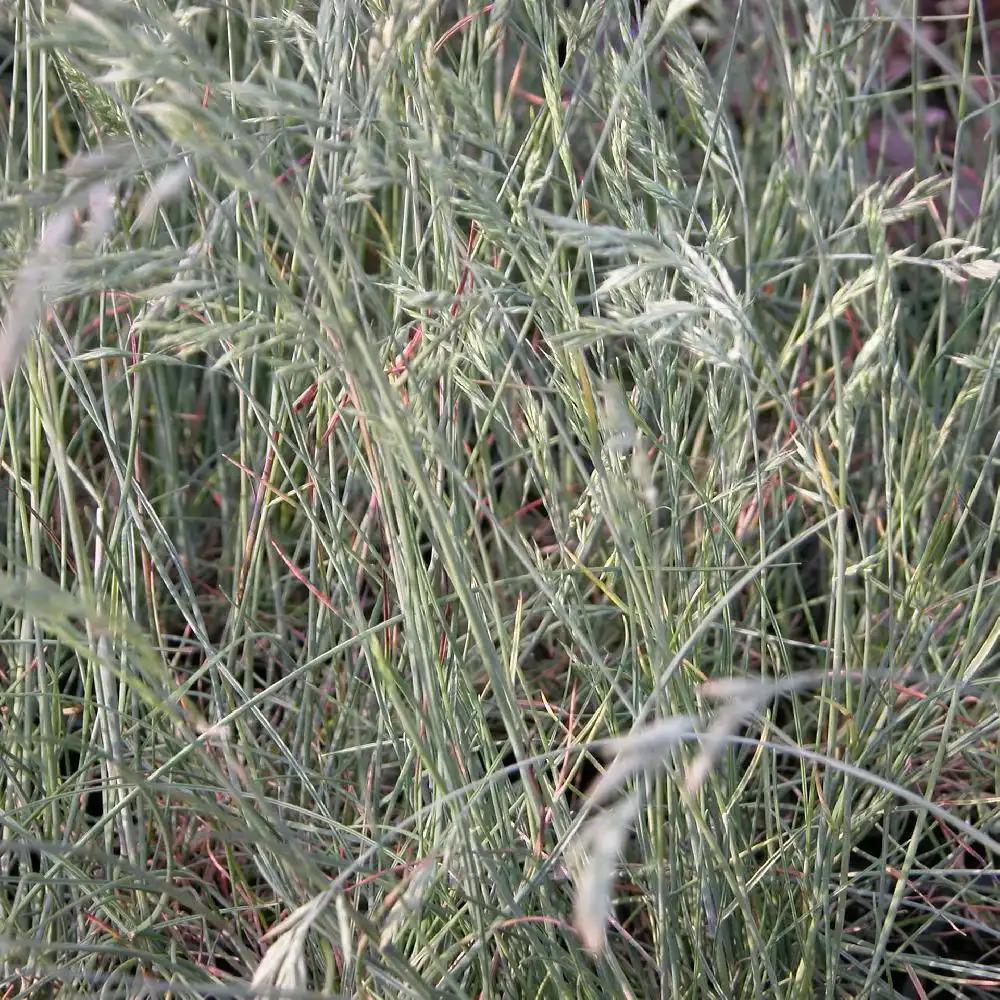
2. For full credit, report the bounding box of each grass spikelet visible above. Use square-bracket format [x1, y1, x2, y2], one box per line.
[589, 715, 698, 808]
[571, 792, 640, 956]
[252, 892, 331, 997]
[134, 159, 193, 231]
[0, 207, 75, 380]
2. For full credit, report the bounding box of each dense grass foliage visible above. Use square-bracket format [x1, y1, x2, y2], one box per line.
[2, 1, 1000, 997]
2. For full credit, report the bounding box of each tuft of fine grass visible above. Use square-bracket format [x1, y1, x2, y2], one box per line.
[2, 1, 1000, 997]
